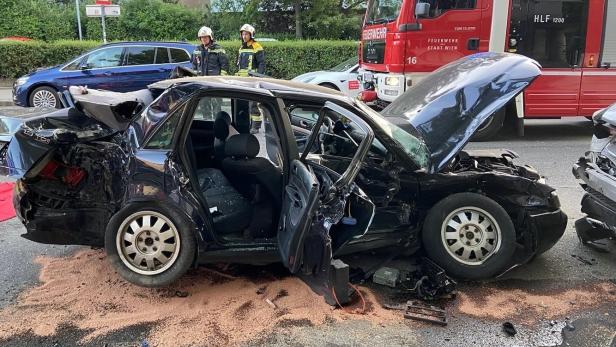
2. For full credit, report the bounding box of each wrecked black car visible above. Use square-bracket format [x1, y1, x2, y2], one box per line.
[573, 102, 616, 245]
[0, 53, 566, 292]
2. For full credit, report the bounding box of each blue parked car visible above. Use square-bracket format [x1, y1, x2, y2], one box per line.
[12, 41, 194, 108]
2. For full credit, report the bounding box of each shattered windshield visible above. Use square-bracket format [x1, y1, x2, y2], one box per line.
[366, 0, 403, 25]
[354, 101, 430, 168]
[329, 57, 357, 72]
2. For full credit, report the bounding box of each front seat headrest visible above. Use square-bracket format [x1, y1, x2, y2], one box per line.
[214, 111, 231, 140]
[225, 134, 259, 158]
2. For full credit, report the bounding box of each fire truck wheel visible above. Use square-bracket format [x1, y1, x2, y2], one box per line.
[471, 109, 505, 142]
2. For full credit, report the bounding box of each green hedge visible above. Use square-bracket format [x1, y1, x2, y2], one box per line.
[0, 40, 358, 80]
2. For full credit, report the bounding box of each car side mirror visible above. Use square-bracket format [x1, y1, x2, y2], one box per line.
[415, 3, 430, 18]
[81, 63, 92, 70]
[602, 62, 611, 69]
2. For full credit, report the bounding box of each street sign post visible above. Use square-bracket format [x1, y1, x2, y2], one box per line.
[86, 4, 120, 44]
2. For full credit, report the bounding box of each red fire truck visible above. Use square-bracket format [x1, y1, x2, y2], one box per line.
[360, 0, 616, 140]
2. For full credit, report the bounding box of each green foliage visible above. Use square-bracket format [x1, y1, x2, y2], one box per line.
[0, 40, 99, 78]
[83, 0, 203, 41]
[0, 0, 77, 41]
[0, 0, 364, 42]
[0, 40, 358, 80]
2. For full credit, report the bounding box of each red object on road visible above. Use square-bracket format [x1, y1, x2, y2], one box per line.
[95, 0, 112, 5]
[0, 36, 32, 42]
[0, 182, 15, 222]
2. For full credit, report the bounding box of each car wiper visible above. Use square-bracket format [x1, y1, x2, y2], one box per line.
[368, 17, 396, 25]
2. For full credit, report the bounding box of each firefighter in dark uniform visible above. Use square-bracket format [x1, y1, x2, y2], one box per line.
[192, 26, 229, 76]
[237, 24, 266, 133]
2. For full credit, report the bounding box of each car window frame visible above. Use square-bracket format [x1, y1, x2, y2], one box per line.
[59, 45, 192, 72]
[123, 46, 157, 66]
[81, 46, 126, 70]
[174, 88, 292, 173]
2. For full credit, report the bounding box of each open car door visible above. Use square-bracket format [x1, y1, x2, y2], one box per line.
[277, 101, 375, 275]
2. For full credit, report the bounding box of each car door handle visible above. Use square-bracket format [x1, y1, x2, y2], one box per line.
[103, 72, 112, 76]
[299, 120, 310, 128]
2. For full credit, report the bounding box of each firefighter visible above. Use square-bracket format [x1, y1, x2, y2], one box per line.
[237, 24, 266, 133]
[192, 26, 229, 76]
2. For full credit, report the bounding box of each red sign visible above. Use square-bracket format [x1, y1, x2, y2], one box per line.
[95, 0, 112, 5]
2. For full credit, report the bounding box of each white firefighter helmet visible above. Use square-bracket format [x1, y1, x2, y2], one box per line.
[239, 24, 256, 37]
[198, 26, 213, 39]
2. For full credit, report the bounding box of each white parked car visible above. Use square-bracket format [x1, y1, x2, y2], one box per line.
[292, 57, 362, 98]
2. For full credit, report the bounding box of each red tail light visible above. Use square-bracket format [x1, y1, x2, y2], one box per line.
[348, 80, 360, 90]
[39, 160, 86, 187]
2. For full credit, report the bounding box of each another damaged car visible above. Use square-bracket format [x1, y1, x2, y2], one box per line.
[573, 103, 616, 245]
[0, 53, 566, 294]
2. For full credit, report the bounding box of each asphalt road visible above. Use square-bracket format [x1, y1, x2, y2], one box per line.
[0, 112, 614, 346]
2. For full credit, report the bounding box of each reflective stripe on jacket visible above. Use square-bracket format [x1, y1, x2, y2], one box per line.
[192, 42, 229, 76]
[237, 40, 265, 76]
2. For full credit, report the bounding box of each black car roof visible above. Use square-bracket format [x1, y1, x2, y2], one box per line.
[149, 76, 350, 102]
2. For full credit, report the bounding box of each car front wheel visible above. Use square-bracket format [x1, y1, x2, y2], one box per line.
[29, 86, 60, 108]
[105, 203, 196, 287]
[422, 192, 516, 280]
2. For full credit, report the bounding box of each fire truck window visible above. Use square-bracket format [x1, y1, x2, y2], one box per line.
[418, 0, 476, 18]
[366, 0, 403, 24]
[602, 0, 616, 65]
[513, 0, 588, 68]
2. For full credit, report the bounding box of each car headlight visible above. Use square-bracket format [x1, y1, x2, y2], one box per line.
[15, 77, 28, 87]
[384, 76, 400, 86]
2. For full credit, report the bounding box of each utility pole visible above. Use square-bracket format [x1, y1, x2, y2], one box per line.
[101, 6, 107, 43]
[75, 0, 83, 40]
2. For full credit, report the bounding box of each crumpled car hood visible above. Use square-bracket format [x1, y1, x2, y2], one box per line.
[380, 52, 541, 173]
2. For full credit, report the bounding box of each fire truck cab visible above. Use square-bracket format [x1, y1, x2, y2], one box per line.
[360, 0, 616, 140]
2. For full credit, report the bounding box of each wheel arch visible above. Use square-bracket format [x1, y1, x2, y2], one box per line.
[318, 82, 340, 91]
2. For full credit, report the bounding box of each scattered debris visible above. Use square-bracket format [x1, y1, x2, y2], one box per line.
[564, 320, 575, 331]
[273, 289, 289, 301]
[502, 322, 517, 336]
[141, 339, 150, 347]
[265, 298, 277, 309]
[369, 258, 456, 301]
[256, 286, 267, 295]
[373, 267, 400, 288]
[570, 254, 597, 265]
[174, 291, 189, 298]
[384, 300, 447, 326]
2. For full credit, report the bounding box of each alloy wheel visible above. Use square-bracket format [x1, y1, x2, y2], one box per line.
[440, 206, 502, 266]
[116, 211, 181, 275]
[32, 89, 57, 108]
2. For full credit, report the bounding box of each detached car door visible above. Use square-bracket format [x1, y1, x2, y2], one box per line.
[278, 101, 375, 274]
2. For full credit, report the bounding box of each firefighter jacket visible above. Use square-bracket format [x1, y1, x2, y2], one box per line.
[192, 42, 229, 76]
[237, 40, 265, 76]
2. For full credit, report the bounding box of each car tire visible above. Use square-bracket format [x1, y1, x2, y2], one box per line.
[29, 86, 60, 108]
[422, 192, 516, 280]
[319, 83, 339, 91]
[471, 109, 505, 142]
[105, 203, 197, 287]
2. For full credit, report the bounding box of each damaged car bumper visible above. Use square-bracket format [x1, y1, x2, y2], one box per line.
[573, 157, 616, 242]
